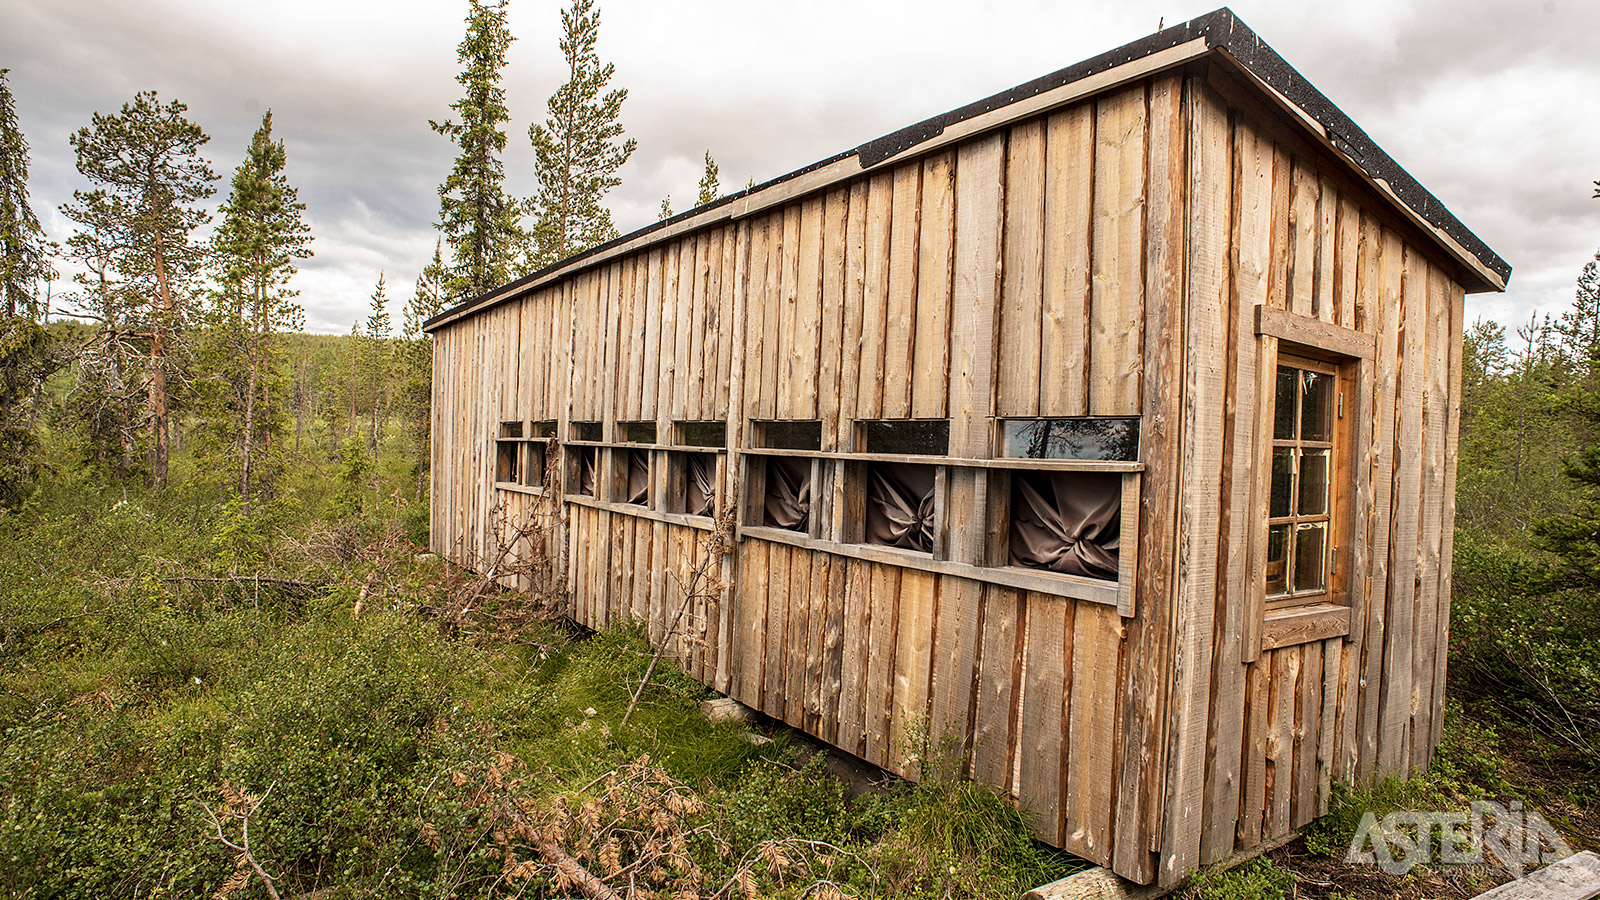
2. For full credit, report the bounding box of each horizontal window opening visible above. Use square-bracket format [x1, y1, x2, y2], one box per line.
[572, 421, 603, 442]
[1008, 469, 1121, 580]
[865, 461, 936, 553]
[860, 419, 949, 455]
[495, 440, 520, 483]
[755, 420, 822, 451]
[677, 420, 727, 448]
[762, 456, 812, 532]
[531, 420, 557, 438]
[1000, 418, 1140, 462]
[499, 421, 523, 439]
[622, 421, 657, 443]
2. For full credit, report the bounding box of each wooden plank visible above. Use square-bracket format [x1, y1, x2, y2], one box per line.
[863, 562, 903, 767]
[738, 540, 769, 708]
[1064, 601, 1120, 864]
[1265, 647, 1297, 839]
[1378, 244, 1425, 776]
[1410, 260, 1449, 770]
[890, 570, 936, 778]
[1161, 75, 1226, 886]
[973, 585, 1024, 792]
[672, 236, 696, 422]
[1019, 593, 1070, 844]
[1261, 605, 1351, 650]
[783, 545, 813, 728]
[759, 214, 784, 420]
[999, 116, 1046, 418]
[1292, 641, 1322, 829]
[913, 150, 955, 418]
[773, 205, 800, 418]
[793, 197, 824, 421]
[1089, 84, 1147, 416]
[837, 180, 868, 450]
[856, 174, 894, 419]
[714, 226, 738, 418]
[948, 133, 1006, 459]
[1040, 103, 1094, 417]
[818, 552, 848, 743]
[836, 559, 873, 756]
[1238, 658, 1270, 849]
[1356, 220, 1401, 783]
[1314, 175, 1337, 323]
[928, 576, 983, 778]
[686, 233, 711, 421]
[764, 542, 792, 717]
[1201, 109, 1265, 865]
[1287, 161, 1318, 318]
[1335, 194, 1360, 330]
[1471, 850, 1600, 900]
[1254, 304, 1376, 359]
[1317, 638, 1341, 816]
[819, 189, 849, 447]
[882, 163, 922, 419]
[1431, 279, 1464, 754]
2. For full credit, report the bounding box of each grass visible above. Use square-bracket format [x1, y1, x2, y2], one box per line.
[0, 447, 1083, 899]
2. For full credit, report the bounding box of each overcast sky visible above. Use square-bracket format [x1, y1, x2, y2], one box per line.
[3, 0, 1596, 336]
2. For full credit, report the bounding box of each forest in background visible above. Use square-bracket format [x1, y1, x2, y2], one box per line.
[2, 0, 1600, 895]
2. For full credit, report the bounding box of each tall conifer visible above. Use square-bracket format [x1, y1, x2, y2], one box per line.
[527, 0, 635, 268]
[431, 0, 525, 299]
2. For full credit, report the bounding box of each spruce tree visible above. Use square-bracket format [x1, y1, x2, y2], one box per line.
[658, 196, 673, 221]
[0, 68, 59, 507]
[0, 69, 52, 321]
[364, 273, 391, 452]
[696, 150, 720, 207]
[527, 0, 636, 268]
[431, 0, 525, 300]
[60, 91, 216, 486]
[207, 110, 313, 510]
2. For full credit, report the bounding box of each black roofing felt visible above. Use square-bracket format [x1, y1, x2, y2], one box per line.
[424, 7, 1507, 332]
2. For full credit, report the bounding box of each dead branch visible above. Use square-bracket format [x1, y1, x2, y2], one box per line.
[199, 782, 283, 900]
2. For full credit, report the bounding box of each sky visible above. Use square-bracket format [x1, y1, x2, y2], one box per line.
[2, 0, 1596, 336]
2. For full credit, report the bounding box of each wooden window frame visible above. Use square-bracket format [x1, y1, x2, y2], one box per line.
[1246, 307, 1373, 660]
[736, 416, 1142, 611]
[493, 420, 554, 495]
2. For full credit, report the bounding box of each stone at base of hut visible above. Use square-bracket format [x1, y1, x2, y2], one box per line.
[700, 697, 756, 726]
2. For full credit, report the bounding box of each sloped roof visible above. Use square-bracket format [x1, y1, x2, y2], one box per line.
[425, 7, 1508, 333]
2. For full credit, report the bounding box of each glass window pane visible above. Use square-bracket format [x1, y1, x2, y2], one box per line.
[1266, 524, 1290, 596]
[573, 421, 602, 442]
[863, 419, 951, 455]
[1298, 449, 1328, 516]
[531, 420, 557, 438]
[1294, 523, 1327, 593]
[678, 421, 727, 447]
[1270, 448, 1295, 518]
[500, 421, 524, 439]
[758, 420, 822, 451]
[1301, 371, 1333, 442]
[1274, 367, 1298, 440]
[622, 421, 656, 443]
[1000, 418, 1139, 461]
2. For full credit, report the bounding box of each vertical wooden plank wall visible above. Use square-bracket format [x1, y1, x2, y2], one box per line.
[1175, 78, 1465, 876]
[428, 70, 1469, 886]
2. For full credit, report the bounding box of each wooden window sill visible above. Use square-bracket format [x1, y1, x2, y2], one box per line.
[565, 493, 716, 531]
[739, 525, 1120, 607]
[493, 482, 549, 496]
[1261, 602, 1350, 651]
[738, 446, 1142, 472]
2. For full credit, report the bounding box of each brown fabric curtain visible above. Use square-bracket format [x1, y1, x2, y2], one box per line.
[578, 448, 596, 496]
[762, 456, 811, 531]
[686, 453, 715, 517]
[627, 450, 650, 505]
[865, 462, 935, 552]
[1009, 470, 1121, 580]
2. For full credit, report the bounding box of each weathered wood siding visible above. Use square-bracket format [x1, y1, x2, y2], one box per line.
[430, 68, 1469, 887]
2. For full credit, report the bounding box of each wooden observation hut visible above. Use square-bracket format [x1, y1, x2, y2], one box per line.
[423, 8, 1509, 886]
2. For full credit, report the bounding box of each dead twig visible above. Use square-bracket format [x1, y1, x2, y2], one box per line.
[199, 781, 283, 900]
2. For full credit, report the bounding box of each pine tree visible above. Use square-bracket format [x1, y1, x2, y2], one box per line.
[0, 69, 52, 321]
[364, 274, 391, 452]
[206, 110, 313, 511]
[527, 0, 636, 268]
[399, 242, 446, 498]
[696, 150, 719, 207]
[60, 91, 216, 486]
[431, 0, 525, 300]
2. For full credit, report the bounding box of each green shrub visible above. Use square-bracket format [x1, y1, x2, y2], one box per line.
[1181, 857, 1297, 900]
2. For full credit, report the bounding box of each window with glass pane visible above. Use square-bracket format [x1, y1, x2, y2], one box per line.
[1266, 356, 1337, 602]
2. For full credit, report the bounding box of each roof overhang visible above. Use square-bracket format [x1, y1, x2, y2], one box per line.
[425, 7, 1508, 334]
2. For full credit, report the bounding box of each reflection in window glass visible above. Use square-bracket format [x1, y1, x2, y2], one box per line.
[1270, 448, 1294, 518]
[1274, 369, 1298, 440]
[1266, 524, 1289, 595]
[1301, 371, 1333, 442]
[1298, 449, 1328, 516]
[500, 421, 524, 439]
[757, 420, 822, 451]
[861, 420, 950, 456]
[1294, 523, 1326, 592]
[1000, 418, 1139, 462]
[531, 420, 557, 438]
[678, 421, 727, 448]
[573, 421, 602, 442]
[622, 421, 656, 444]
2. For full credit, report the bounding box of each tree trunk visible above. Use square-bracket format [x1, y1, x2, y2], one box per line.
[150, 230, 172, 487]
